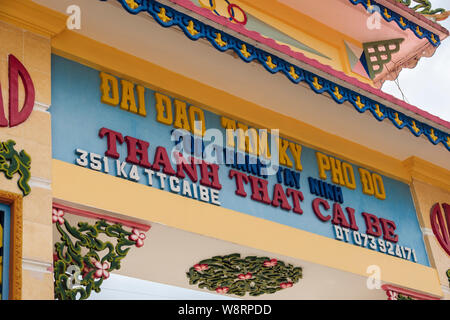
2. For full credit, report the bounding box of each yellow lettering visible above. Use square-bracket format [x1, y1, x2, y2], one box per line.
[316, 152, 330, 180]
[330, 158, 345, 185]
[136, 85, 147, 117]
[372, 173, 386, 200]
[289, 142, 302, 171]
[120, 79, 137, 113]
[100, 72, 119, 106]
[173, 100, 191, 131]
[155, 92, 173, 125]
[258, 130, 271, 159]
[342, 162, 356, 190]
[279, 139, 293, 168]
[189, 106, 206, 136]
[359, 168, 375, 196]
[236, 123, 249, 153]
[221, 117, 237, 148]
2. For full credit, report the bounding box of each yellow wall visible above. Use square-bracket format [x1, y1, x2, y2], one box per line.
[2, 0, 449, 300]
[0, 19, 54, 300]
[411, 179, 450, 299]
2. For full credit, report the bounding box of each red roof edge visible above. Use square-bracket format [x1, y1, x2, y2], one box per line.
[168, 0, 450, 131]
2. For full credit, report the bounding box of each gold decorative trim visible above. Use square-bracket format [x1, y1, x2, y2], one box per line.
[0, 0, 67, 38]
[0, 190, 23, 300]
[403, 156, 450, 192]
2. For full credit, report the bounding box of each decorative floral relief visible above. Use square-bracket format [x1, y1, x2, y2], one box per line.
[187, 254, 302, 296]
[0, 140, 31, 196]
[53, 211, 146, 300]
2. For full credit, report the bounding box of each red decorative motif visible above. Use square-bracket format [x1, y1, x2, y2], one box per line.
[430, 203, 450, 256]
[93, 260, 111, 279]
[52, 208, 65, 225]
[237, 273, 252, 280]
[263, 259, 278, 267]
[215, 287, 230, 294]
[0, 54, 35, 127]
[280, 282, 293, 289]
[381, 284, 440, 300]
[194, 264, 209, 272]
[129, 228, 146, 247]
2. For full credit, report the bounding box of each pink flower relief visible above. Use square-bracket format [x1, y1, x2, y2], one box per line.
[129, 229, 146, 248]
[263, 259, 278, 267]
[216, 287, 230, 294]
[194, 264, 209, 272]
[93, 260, 111, 279]
[238, 273, 252, 280]
[280, 282, 293, 289]
[52, 209, 65, 225]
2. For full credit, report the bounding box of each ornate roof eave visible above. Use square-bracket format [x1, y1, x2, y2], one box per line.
[373, 39, 437, 87]
[349, 0, 449, 88]
[351, 0, 449, 47]
[104, 0, 450, 153]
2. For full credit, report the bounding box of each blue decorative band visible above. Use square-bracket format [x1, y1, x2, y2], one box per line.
[349, 0, 441, 47]
[99, 0, 450, 152]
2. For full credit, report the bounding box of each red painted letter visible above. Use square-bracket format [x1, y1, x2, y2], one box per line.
[99, 128, 124, 159]
[125, 136, 151, 168]
[272, 184, 292, 211]
[8, 54, 35, 127]
[312, 198, 331, 222]
[362, 212, 382, 237]
[248, 176, 271, 204]
[380, 218, 398, 243]
[199, 161, 222, 190]
[287, 188, 304, 215]
[229, 170, 249, 197]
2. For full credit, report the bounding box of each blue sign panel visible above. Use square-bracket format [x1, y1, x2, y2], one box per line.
[51, 55, 429, 266]
[0, 203, 11, 300]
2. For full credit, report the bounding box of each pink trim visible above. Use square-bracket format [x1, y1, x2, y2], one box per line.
[379, 0, 449, 36]
[381, 284, 441, 300]
[52, 203, 151, 231]
[168, 0, 450, 130]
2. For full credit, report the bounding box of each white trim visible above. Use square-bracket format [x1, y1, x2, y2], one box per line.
[29, 176, 52, 190]
[22, 258, 52, 274]
[34, 101, 50, 113]
[441, 285, 450, 295]
[421, 227, 435, 236]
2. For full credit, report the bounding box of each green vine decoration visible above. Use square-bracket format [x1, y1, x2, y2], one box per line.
[187, 254, 302, 296]
[397, 293, 415, 300]
[395, 0, 447, 16]
[0, 140, 31, 196]
[447, 269, 450, 288]
[53, 214, 144, 300]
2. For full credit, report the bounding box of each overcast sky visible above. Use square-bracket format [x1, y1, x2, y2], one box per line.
[381, 0, 450, 122]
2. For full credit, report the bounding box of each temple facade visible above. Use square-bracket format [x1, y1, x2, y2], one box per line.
[0, 0, 449, 300]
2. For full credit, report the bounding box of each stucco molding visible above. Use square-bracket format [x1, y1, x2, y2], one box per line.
[0, 0, 67, 38]
[403, 156, 450, 191]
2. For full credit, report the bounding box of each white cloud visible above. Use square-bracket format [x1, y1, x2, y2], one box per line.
[381, 0, 450, 122]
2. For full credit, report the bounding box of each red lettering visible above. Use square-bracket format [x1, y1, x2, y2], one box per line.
[346, 207, 359, 231]
[124, 136, 151, 168]
[286, 189, 304, 215]
[199, 161, 222, 190]
[332, 203, 350, 228]
[152, 146, 176, 175]
[99, 127, 124, 159]
[272, 184, 292, 211]
[380, 218, 398, 243]
[248, 176, 271, 204]
[312, 198, 331, 222]
[229, 170, 248, 197]
[362, 212, 382, 237]
[7, 54, 35, 127]
[174, 153, 198, 183]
